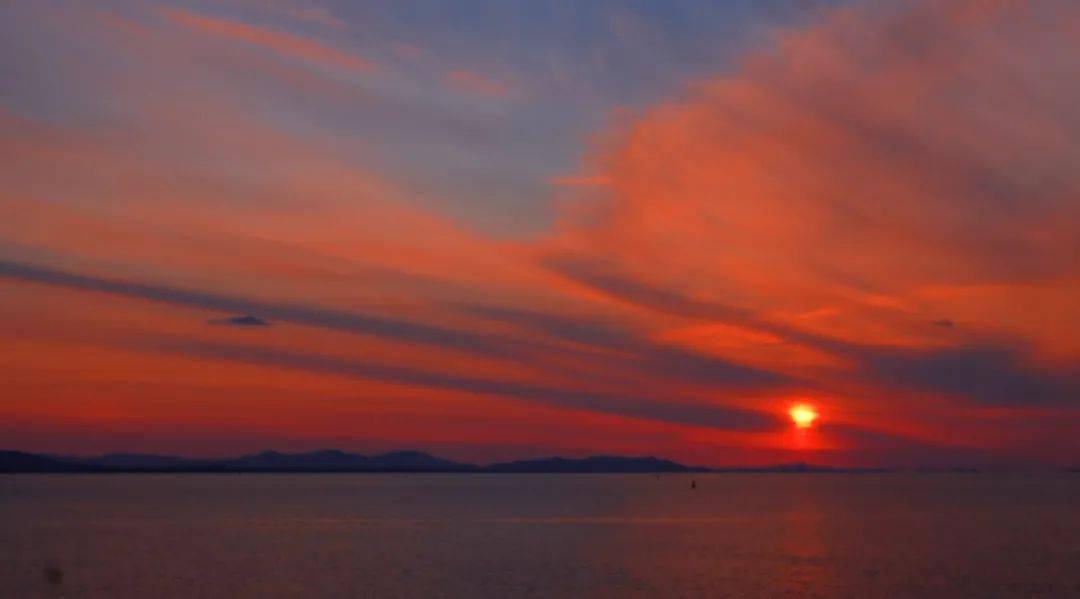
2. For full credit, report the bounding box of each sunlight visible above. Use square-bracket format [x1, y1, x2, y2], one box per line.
[789, 404, 819, 429]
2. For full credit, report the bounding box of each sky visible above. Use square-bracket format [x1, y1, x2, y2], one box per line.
[1, 0, 1077, 467]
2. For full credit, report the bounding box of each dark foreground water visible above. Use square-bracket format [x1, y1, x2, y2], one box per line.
[2, 473, 1079, 598]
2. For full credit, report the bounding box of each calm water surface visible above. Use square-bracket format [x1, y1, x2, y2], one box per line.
[2, 473, 1079, 597]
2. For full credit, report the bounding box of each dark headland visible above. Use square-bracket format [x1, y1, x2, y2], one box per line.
[0, 449, 983, 474]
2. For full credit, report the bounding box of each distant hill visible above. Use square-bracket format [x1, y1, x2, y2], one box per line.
[2, 449, 906, 474]
[486, 455, 691, 473]
[223, 449, 474, 472]
[2, 449, 698, 473]
[227, 450, 374, 470]
[373, 450, 469, 470]
[3, 449, 476, 473]
[67, 453, 194, 469]
[0, 450, 94, 472]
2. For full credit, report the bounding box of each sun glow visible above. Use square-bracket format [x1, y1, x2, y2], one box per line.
[789, 404, 818, 429]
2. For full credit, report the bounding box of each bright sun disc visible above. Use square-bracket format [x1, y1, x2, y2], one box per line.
[789, 405, 818, 428]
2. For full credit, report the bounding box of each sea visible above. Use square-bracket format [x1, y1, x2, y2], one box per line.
[2, 473, 1078, 598]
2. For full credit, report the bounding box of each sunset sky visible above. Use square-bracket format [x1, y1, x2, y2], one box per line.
[2, 0, 1077, 467]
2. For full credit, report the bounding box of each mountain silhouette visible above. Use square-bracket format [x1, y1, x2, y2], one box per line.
[1, 449, 921, 473]
[2, 449, 698, 472]
[0, 450, 93, 472]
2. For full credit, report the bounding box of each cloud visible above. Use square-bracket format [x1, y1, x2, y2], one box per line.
[540, 254, 852, 355]
[142, 336, 780, 432]
[551, 0, 1080, 398]
[253, 1, 347, 30]
[0, 260, 522, 358]
[466, 303, 789, 388]
[158, 6, 373, 73]
[444, 69, 516, 99]
[210, 314, 270, 327]
[861, 343, 1080, 406]
[542, 255, 750, 321]
[0, 258, 792, 397]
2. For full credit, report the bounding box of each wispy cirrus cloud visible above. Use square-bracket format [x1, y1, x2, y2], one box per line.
[251, 1, 348, 30]
[444, 69, 517, 99]
[158, 6, 374, 73]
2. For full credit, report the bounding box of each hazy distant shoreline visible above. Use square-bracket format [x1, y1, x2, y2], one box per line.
[0, 449, 1008, 474]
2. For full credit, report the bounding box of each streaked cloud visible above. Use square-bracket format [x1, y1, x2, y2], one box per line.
[1, 0, 1077, 465]
[210, 315, 270, 327]
[158, 6, 374, 73]
[444, 69, 516, 99]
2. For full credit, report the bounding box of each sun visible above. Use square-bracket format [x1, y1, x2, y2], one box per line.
[789, 404, 818, 429]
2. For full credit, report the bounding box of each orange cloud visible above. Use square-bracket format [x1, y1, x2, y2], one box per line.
[159, 7, 373, 73]
[534, 0, 1080, 463]
[554, 0, 1080, 361]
